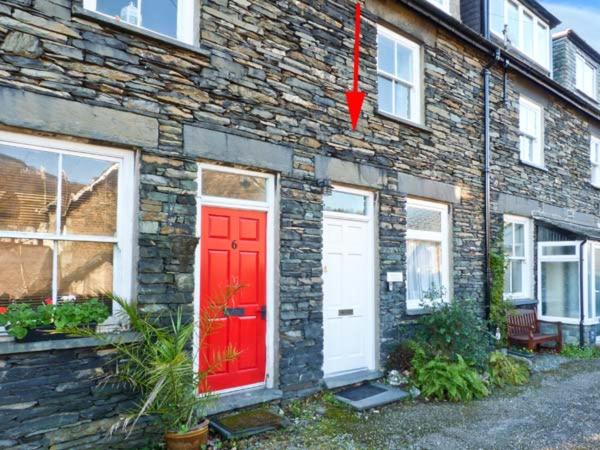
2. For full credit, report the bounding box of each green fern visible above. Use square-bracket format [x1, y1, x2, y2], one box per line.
[489, 351, 529, 387]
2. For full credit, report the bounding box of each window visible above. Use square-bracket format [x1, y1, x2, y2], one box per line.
[586, 244, 600, 322]
[538, 242, 580, 321]
[503, 216, 532, 298]
[576, 53, 597, 100]
[591, 137, 600, 187]
[406, 199, 450, 310]
[490, 0, 550, 69]
[83, 0, 196, 44]
[377, 25, 421, 124]
[324, 190, 368, 215]
[519, 96, 544, 166]
[0, 133, 134, 311]
[425, 0, 450, 13]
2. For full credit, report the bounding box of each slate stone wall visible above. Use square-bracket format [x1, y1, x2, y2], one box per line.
[0, 346, 158, 450]
[553, 35, 600, 105]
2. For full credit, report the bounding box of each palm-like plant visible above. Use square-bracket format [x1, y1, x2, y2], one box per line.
[93, 284, 241, 436]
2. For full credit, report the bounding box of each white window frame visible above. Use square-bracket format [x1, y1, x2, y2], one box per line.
[537, 241, 581, 325]
[405, 198, 450, 310]
[83, 0, 196, 45]
[591, 136, 600, 188]
[194, 164, 277, 393]
[503, 215, 533, 299]
[519, 95, 544, 167]
[576, 53, 597, 100]
[425, 0, 450, 14]
[0, 131, 135, 327]
[490, 0, 550, 70]
[376, 25, 422, 124]
[584, 242, 600, 324]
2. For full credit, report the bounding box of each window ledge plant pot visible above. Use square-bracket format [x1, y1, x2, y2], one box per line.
[164, 420, 209, 450]
[15, 323, 97, 343]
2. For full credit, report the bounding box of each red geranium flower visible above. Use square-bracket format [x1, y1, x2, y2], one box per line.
[44, 297, 53, 305]
[0, 307, 7, 314]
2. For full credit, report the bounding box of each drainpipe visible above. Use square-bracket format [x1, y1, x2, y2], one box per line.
[579, 240, 587, 347]
[482, 49, 501, 319]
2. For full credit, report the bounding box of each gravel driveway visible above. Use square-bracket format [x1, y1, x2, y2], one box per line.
[237, 357, 600, 450]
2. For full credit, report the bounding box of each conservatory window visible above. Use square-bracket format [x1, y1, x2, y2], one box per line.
[503, 216, 532, 298]
[538, 242, 580, 321]
[406, 199, 450, 310]
[0, 132, 134, 309]
[83, 0, 196, 45]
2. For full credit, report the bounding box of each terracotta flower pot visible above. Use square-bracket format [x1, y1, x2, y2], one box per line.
[164, 420, 209, 450]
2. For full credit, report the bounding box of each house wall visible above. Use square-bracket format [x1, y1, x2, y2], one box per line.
[553, 35, 600, 105]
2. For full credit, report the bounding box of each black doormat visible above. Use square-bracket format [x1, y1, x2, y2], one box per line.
[336, 383, 386, 401]
[211, 409, 288, 440]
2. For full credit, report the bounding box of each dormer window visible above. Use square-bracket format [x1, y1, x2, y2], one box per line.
[426, 0, 450, 13]
[576, 53, 597, 100]
[490, 0, 550, 70]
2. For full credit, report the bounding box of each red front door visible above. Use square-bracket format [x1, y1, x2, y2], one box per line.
[200, 206, 267, 391]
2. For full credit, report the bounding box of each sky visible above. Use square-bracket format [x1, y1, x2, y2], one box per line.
[540, 0, 600, 52]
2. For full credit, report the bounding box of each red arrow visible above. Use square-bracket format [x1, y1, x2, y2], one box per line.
[345, 3, 365, 131]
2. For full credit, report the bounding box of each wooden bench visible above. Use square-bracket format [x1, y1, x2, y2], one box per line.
[507, 308, 562, 352]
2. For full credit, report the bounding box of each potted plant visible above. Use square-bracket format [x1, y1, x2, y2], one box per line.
[92, 285, 241, 449]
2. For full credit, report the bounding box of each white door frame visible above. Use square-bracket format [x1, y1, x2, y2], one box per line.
[194, 163, 276, 393]
[322, 185, 377, 376]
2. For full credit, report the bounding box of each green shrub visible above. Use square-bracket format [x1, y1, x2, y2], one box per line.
[561, 344, 600, 359]
[414, 294, 492, 370]
[0, 304, 50, 339]
[53, 299, 110, 331]
[489, 250, 515, 346]
[412, 350, 489, 402]
[489, 351, 529, 387]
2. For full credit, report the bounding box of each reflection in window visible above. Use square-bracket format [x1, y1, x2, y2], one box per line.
[541, 261, 579, 319]
[407, 207, 441, 232]
[0, 239, 53, 306]
[324, 190, 367, 215]
[407, 240, 442, 301]
[58, 241, 113, 301]
[202, 170, 267, 202]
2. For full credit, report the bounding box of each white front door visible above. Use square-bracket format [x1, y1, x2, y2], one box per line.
[322, 187, 375, 377]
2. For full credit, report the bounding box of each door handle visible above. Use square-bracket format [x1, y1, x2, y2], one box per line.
[260, 305, 267, 320]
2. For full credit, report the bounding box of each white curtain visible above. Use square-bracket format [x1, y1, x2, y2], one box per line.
[407, 240, 442, 302]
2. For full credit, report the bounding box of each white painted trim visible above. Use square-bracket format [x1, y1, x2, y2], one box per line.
[503, 215, 533, 299]
[194, 164, 276, 392]
[405, 198, 450, 310]
[537, 241, 583, 325]
[322, 185, 377, 376]
[425, 0, 450, 14]
[0, 131, 135, 322]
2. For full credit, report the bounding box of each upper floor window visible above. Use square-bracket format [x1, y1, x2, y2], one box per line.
[0, 132, 134, 317]
[83, 0, 196, 44]
[490, 0, 550, 69]
[576, 53, 597, 100]
[425, 0, 450, 13]
[503, 215, 532, 299]
[406, 199, 450, 310]
[377, 25, 422, 124]
[591, 136, 600, 187]
[519, 96, 544, 167]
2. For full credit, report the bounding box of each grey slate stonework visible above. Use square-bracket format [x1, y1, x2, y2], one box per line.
[0, 0, 598, 447]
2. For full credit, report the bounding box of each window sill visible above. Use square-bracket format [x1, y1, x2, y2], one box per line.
[406, 306, 432, 316]
[591, 182, 600, 191]
[0, 331, 139, 356]
[375, 110, 431, 133]
[520, 159, 547, 171]
[72, 6, 210, 58]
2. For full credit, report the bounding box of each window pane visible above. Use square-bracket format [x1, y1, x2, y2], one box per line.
[536, 23, 548, 67]
[541, 261, 579, 319]
[61, 155, 119, 236]
[542, 245, 577, 256]
[378, 76, 393, 114]
[490, 0, 504, 34]
[522, 13, 534, 56]
[593, 165, 600, 186]
[504, 224, 513, 255]
[511, 260, 523, 293]
[513, 223, 524, 256]
[520, 136, 535, 162]
[407, 206, 442, 232]
[395, 83, 411, 120]
[0, 238, 53, 306]
[324, 190, 367, 215]
[595, 248, 600, 318]
[58, 241, 113, 301]
[396, 44, 413, 81]
[378, 34, 395, 74]
[407, 240, 442, 301]
[202, 170, 267, 202]
[0, 145, 59, 233]
[96, 0, 132, 21]
[141, 0, 177, 38]
[507, 1, 520, 46]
